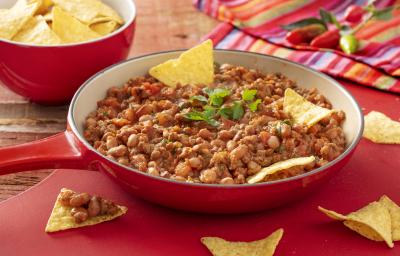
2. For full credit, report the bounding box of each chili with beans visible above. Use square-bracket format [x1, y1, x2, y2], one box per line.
[84, 64, 346, 184]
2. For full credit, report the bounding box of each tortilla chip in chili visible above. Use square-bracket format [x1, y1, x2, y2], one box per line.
[283, 88, 334, 128]
[45, 188, 128, 233]
[149, 39, 214, 87]
[201, 228, 283, 256]
[247, 156, 315, 184]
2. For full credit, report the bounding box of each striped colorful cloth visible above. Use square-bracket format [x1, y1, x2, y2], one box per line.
[195, 0, 400, 94]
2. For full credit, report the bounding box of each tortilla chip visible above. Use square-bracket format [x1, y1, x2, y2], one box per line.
[52, 6, 100, 43]
[379, 195, 400, 241]
[318, 206, 347, 221]
[247, 156, 315, 184]
[88, 16, 114, 25]
[32, 0, 53, 15]
[319, 202, 393, 248]
[149, 40, 214, 87]
[0, 0, 40, 40]
[90, 20, 119, 36]
[283, 88, 334, 128]
[52, 0, 124, 24]
[363, 111, 400, 144]
[43, 11, 52, 22]
[45, 188, 128, 233]
[201, 229, 283, 256]
[12, 15, 62, 45]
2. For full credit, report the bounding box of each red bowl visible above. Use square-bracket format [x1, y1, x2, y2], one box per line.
[0, 50, 364, 213]
[0, 0, 136, 105]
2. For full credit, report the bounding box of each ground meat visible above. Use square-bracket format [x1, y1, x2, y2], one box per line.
[84, 64, 346, 184]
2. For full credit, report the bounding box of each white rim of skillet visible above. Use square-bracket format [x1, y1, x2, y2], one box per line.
[69, 49, 364, 188]
[0, 0, 136, 48]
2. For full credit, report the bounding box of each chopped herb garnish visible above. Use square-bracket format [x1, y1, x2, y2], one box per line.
[184, 109, 219, 127]
[232, 101, 244, 120]
[183, 87, 262, 126]
[242, 89, 257, 101]
[203, 87, 231, 107]
[184, 110, 208, 121]
[189, 95, 208, 104]
[218, 106, 233, 119]
[248, 99, 262, 112]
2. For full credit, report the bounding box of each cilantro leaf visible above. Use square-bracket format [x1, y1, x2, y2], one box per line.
[190, 95, 208, 104]
[218, 106, 233, 119]
[184, 111, 207, 121]
[231, 101, 244, 120]
[184, 109, 219, 127]
[242, 89, 257, 101]
[202, 87, 214, 96]
[248, 99, 262, 112]
[206, 88, 231, 107]
[203, 105, 216, 118]
[206, 118, 220, 127]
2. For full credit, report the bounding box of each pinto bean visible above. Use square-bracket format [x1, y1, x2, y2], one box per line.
[247, 161, 262, 174]
[148, 167, 160, 176]
[71, 207, 88, 223]
[136, 104, 153, 117]
[60, 190, 75, 206]
[106, 136, 118, 150]
[107, 145, 127, 157]
[200, 168, 217, 184]
[220, 177, 234, 184]
[226, 140, 237, 151]
[267, 136, 280, 149]
[188, 157, 202, 169]
[69, 193, 90, 207]
[127, 134, 139, 148]
[88, 196, 101, 217]
[198, 128, 213, 140]
[175, 162, 192, 177]
[230, 145, 248, 160]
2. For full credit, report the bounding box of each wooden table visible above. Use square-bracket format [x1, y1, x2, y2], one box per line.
[0, 0, 218, 202]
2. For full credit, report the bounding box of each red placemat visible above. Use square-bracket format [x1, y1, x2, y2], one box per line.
[0, 80, 399, 255]
[195, 0, 400, 93]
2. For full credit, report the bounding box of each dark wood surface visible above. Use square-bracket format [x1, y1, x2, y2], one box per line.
[0, 0, 218, 202]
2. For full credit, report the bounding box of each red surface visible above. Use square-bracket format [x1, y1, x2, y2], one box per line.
[0, 79, 399, 254]
[0, 21, 135, 105]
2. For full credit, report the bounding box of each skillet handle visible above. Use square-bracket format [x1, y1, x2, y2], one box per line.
[0, 131, 85, 175]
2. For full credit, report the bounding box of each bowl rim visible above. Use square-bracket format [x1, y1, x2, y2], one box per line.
[0, 0, 136, 48]
[69, 49, 364, 189]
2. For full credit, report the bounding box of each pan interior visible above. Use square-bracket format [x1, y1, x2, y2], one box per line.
[71, 50, 362, 151]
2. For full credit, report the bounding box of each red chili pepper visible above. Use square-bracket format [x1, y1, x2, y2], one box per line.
[286, 24, 326, 45]
[310, 29, 340, 49]
[344, 5, 365, 23]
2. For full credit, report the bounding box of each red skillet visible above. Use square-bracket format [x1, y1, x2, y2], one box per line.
[0, 50, 364, 213]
